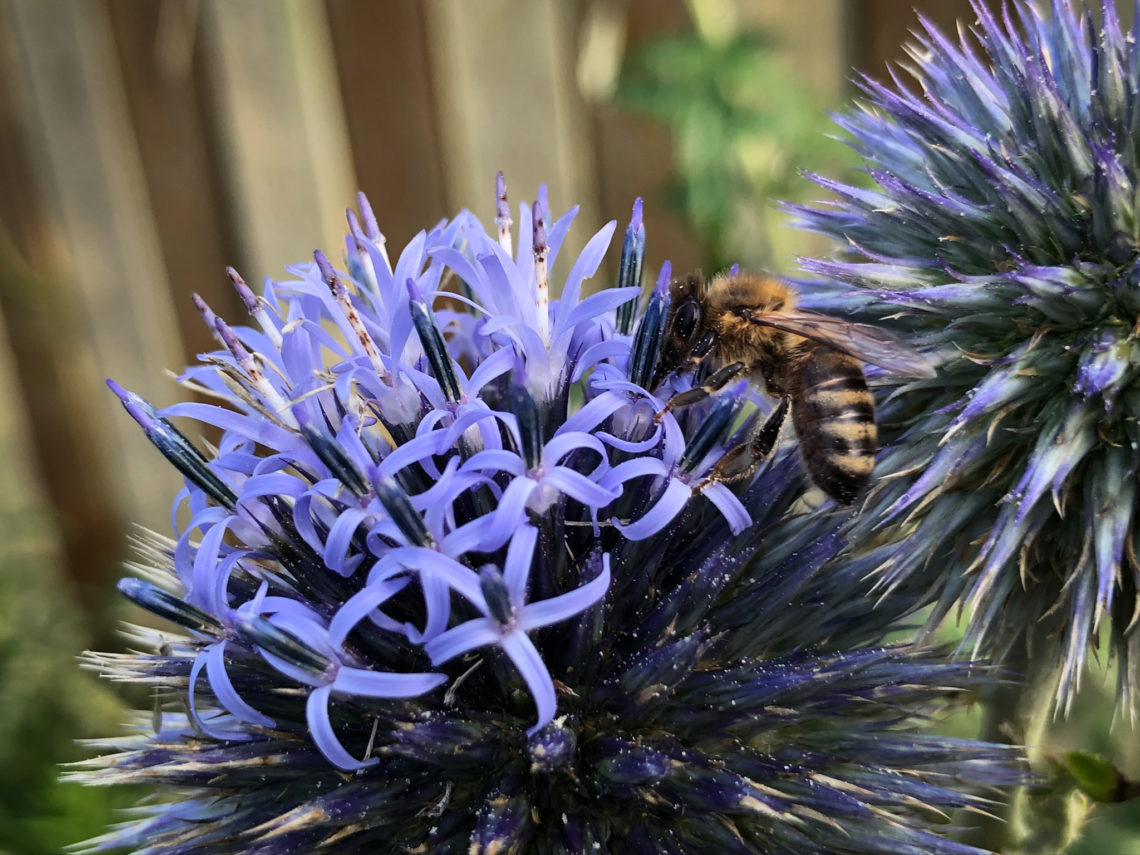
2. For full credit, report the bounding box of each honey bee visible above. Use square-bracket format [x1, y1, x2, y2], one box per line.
[653, 272, 936, 504]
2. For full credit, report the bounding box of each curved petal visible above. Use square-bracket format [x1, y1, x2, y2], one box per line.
[482, 477, 538, 552]
[542, 467, 620, 510]
[159, 402, 298, 449]
[377, 429, 450, 478]
[204, 640, 276, 728]
[465, 345, 516, 396]
[500, 632, 557, 735]
[332, 666, 446, 698]
[598, 457, 669, 492]
[503, 525, 539, 602]
[440, 514, 500, 557]
[460, 449, 527, 478]
[188, 644, 258, 740]
[328, 577, 412, 648]
[552, 220, 618, 339]
[423, 618, 501, 664]
[542, 432, 607, 468]
[700, 482, 752, 535]
[559, 391, 627, 434]
[323, 507, 371, 577]
[571, 339, 631, 383]
[518, 555, 611, 631]
[201, 548, 247, 616]
[239, 472, 309, 498]
[174, 505, 230, 595]
[306, 684, 378, 771]
[615, 478, 692, 540]
[410, 570, 455, 644]
[555, 287, 641, 350]
[519, 558, 611, 633]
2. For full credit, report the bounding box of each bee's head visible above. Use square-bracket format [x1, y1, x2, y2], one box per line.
[653, 275, 708, 388]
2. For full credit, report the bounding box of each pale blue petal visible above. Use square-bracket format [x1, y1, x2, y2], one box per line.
[323, 508, 371, 577]
[328, 577, 411, 648]
[543, 432, 608, 468]
[306, 684, 378, 771]
[424, 618, 501, 664]
[571, 339, 632, 383]
[204, 641, 275, 727]
[599, 457, 669, 491]
[554, 287, 640, 351]
[159, 402, 297, 449]
[503, 525, 539, 602]
[500, 632, 557, 735]
[700, 483, 752, 535]
[460, 449, 527, 478]
[559, 391, 628, 434]
[465, 345, 516, 396]
[332, 666, 446, 698]
[484, 478, 538, 551]
[519, 555, 611, 631]
[542, 467, 620, 509]
[187, 644, 259, 740]
[615, 478, 692, 540]
[552, 220, 618, 339]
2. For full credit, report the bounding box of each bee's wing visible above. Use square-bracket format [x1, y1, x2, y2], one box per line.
[747, 310, 937, 378]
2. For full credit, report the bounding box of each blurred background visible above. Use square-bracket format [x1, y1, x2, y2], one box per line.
[0, 1, 1136, 852]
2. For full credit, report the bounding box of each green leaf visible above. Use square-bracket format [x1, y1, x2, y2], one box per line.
[1059, 750, 1129, 803]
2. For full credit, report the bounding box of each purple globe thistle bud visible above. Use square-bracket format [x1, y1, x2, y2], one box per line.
[790, 0, 1140, 719]
[76, 180, 1027, 854]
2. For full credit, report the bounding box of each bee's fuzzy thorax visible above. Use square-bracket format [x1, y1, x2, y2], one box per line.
[705, 272, 801, 366]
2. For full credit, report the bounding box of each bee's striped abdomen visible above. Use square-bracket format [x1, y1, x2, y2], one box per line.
[790, 346, 876, 504]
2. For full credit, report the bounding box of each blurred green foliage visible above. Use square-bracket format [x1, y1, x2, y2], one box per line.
[612, 24, 857, 272]
[0, 505, 131, 854]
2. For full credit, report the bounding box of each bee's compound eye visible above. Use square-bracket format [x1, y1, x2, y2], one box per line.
[672, 299, 700, 344]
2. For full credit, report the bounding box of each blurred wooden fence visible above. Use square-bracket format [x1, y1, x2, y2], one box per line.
[0, 0, 981, 607]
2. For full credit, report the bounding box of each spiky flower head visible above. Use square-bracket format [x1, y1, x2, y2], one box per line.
[74, 178, 1022, 854]
[792, 0, 1140, 716]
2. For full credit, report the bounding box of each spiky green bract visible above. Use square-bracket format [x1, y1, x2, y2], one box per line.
[73, 183, 1023, 855]
[791, 0, 1140, 717]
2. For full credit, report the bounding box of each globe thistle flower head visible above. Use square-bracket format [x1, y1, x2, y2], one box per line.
[791, 0, 1140, 716]
[75, 176, 1024, 854]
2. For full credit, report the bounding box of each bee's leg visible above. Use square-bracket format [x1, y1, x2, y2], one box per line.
[697, 396, 790, 487]
[655, 360, 747, 423]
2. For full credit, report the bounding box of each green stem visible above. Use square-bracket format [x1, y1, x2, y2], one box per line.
[958, 622, 1091, 854]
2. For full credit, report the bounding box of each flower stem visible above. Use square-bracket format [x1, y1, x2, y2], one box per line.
[961, 620, 1090, 854]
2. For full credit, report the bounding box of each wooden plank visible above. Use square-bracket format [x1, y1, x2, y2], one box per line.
[852, 0, 991, 74]
[104, 0, 243, 362]
[199, 0, 357, 284]
[423, 0, 603, 274]
[1, 0, 185, 548]
[737, 0, 850, 271]
[325, 0, 448, 251]
[0, 208, 125, 594]
[594, 0, 850, 278]
[592, 0, 700, 282]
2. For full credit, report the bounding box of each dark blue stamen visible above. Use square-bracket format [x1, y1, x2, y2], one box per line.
[508, 364, 543, 471]
[678, 386, 742, 474]
[107, 380, 238, 509]
[117, 578, 222, 633]
[408, 280, 463, 403]
[231, 612, 331, 674]
[616, 198, 645, 335]
[372, 471, 433, 548]
[630, 262, 670, 390]
[295, 409, 369, 497]
[479, 565, 514, 625]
